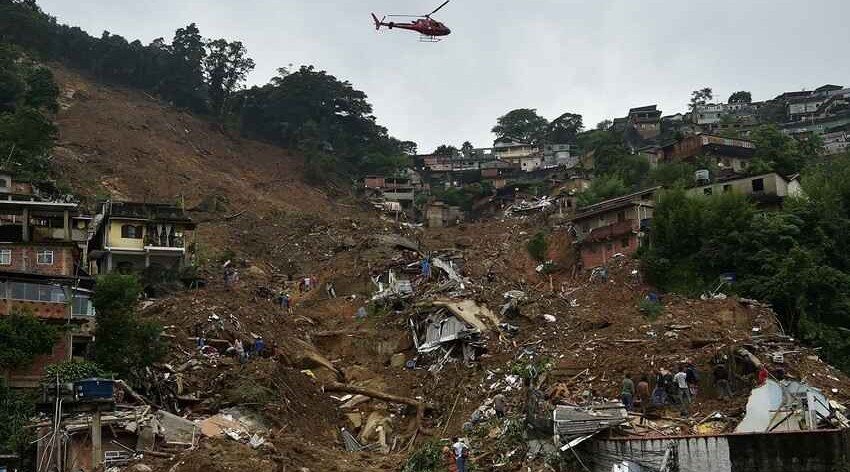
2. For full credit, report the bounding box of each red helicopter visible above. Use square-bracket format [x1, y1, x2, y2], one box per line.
[372, 0, 452, 42]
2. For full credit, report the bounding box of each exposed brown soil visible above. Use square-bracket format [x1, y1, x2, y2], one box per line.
[47, 65, 850, 472]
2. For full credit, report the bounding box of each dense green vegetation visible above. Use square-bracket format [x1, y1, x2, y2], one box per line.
[642, 156, 850, 372]
[0, 44, 59, 180]
[0, 310, 58, 369]
[0, 0, 409, 180]
[92, 274, 166, 383]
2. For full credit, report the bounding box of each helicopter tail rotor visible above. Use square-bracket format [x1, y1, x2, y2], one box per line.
[371, 13, 382, 30]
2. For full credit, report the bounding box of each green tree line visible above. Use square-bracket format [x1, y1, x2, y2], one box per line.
[642, 155, 850, 372]
[0, 0, 410, 180]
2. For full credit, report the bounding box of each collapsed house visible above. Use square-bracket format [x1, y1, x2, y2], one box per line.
[551, 379, 850, 472]
[409, 300, 495, 368]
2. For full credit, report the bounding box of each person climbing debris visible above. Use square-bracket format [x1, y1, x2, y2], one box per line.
[621, 373, 635, 411]
[758, 364, 769, 386]
[713, 362, 733, 400]
[326, 281, 336, 299]
[442, 446, 458, 472]
[452, 437, 469, 472]
[686, 363, 700, 399]
[651, 369, 668, 405]
[493, 393, 507, 418]
[234, 339, 246, 364]
[636, 375, 651, 415]
[253, 336, 265, 357]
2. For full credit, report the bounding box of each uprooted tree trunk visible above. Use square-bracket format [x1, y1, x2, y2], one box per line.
[324, 382, 433, 434]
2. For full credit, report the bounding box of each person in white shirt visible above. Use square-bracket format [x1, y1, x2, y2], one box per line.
[452, 437, 469, 472]
[674, 366, 690, 416]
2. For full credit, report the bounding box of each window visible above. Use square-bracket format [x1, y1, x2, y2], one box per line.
[8, 281, 66, 303]
[121, 224, 143, 239]
[621, 237, 631, 248]
[751, 178, 765, 193]
[0, 249, 10, 266]
[723, 184, 732, 193]
[37, 250, 54, 265]
[0, 178, 7, 188]
[704, 188, 713, 196]
[606, 242, 614, 251]
[73, 295, 94, 316]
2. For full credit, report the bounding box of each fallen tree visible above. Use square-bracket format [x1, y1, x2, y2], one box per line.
[324, 382, 434, 434]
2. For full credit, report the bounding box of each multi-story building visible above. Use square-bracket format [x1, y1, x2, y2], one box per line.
[571, 187, 659, 269]
[0, 173, 95, 387]
[492, 137, 542, 172]
[627, 105, 662, 140]
[88, 201, 195, 275]
[661, 134, 756, 173]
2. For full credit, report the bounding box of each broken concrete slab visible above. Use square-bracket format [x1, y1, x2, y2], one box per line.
[432, 300, 498, 331]
[154, 411, 196, 446]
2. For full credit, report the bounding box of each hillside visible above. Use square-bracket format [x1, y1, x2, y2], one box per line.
[30, 67, 850, 472]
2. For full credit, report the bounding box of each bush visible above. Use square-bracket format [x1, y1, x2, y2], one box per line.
[527, 232, 548, 262]
[43, 359, 105, 384]
[639, 299, 663, 321]
[0, 310, 57, 369]
[0, 379, 37, 454]
[403, 439, 444, 472]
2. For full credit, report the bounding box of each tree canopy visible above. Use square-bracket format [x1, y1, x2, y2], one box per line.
[689, 87, 713, 111]
[547, 112, 583, 143]
[92, 274, 166, 384]
[492, 108, 549, 144]
[728, 91, 752, 104]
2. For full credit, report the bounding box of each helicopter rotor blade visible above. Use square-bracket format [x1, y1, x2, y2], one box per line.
[387, 15, 423, 18]
[426, 0, 450, 17]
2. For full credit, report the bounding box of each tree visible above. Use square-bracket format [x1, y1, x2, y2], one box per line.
[0, 310, 57, 370]
[749, 125, 820, 176]
[433, 144, 457, 157]
[547, 112, 583, 143]
[596, 119, 613, 131]
[24, 66, 59, 112]
[577, 175, 629, 207]
[491, 108, 549, 144]
[92, 274, 165, 383]
[161, 23, 207, 111]
[399, 141, 418, 155]
[689, 87, 713, 111]
[204, 38, 255, 117]
[461, 141, 474, 156]
[728, 91, 752, 104]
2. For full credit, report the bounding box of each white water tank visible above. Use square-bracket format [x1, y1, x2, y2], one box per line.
[695, 169, 710, 185]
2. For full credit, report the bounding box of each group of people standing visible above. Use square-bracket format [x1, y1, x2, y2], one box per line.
[622, 363, 705, 417]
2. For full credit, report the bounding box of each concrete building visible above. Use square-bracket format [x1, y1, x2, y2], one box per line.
[543, 144, 577, 169]
[89, 201, 195, 275]
[425, 202, 464, 228]
[688, 172, 802, 209]
[823, 129, 850, 155]
[493, 137, 541, 172]
[571, 187, 659, 269]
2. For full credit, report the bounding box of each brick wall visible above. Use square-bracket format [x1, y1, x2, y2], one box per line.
[580, 234, 638, 269]
[0, 245, 75, 276]
[0, 300, 69, 320]
[4, 334, 69, 388]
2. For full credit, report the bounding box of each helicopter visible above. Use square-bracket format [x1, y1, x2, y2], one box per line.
[371, 0, 452, 42]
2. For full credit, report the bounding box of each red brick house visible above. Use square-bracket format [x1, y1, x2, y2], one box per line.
[0, 174, 95, 387]
[571, 187, 659, 269]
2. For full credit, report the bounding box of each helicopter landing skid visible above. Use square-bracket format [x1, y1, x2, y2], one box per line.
[419, 35, 442, 42]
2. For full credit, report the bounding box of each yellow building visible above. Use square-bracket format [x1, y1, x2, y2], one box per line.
[89, 201, 195, 275]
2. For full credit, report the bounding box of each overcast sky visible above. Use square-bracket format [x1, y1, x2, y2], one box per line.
[39, 0, 850, 152]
